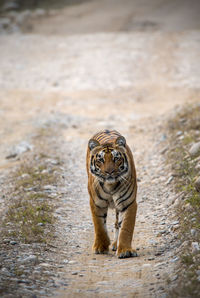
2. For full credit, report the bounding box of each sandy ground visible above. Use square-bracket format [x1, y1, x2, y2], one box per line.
[0, 0, 200, 297]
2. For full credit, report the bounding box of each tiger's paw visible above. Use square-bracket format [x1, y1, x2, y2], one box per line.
[117, 248, 138, 259]
[93, 240, 110, 255]
[111, 241, 117, 251]
[93, 245, 109, 254]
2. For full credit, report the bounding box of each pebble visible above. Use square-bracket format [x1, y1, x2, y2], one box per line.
[142, 264, 151, 267]
[166, 176, 174, 185]
[194, 177, 200, 192]
[0, 18, 11, 29]
[191, 229, 197, 236]
[19, 255, 37, 264]
[196, 269, 200, 276]
[191, 242, 200, 253]
[171, 220, 179, 225]
[6, 141, 33, 159]
[189, 142, 200, 157]
[170, 257, 179, 263]
[195, 163, 200, 171]
[171, 275, 178, 281]
[2, 1, 19, 11]
[68, 261, 77, 265]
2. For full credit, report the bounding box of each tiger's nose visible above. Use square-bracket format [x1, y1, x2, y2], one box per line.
[105, 169, 115, 175]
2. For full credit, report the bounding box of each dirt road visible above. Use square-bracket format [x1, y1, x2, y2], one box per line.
[0, 0, 200, 297]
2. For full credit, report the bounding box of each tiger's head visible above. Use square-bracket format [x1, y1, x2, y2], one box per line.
[88, 136, 129, 183]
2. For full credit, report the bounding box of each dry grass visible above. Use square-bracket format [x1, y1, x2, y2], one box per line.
[166, 104, 200, 297]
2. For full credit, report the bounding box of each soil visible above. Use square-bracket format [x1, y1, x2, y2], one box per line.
[0, 0, 200, 297]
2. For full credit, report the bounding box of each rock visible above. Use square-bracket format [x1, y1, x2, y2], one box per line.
[166, 175, 174, 185]
[160, 147, 168, 154]
[191, 229, 197, 237]
[171, 275, 178, 281]
[6, 141, 33, 159]
[189, 142, 200, 157]
[191, 242, 200, 253]
[2, 1, 19, 11]
[1, 267, 12, 276]
[68, 260, 77, 265]
[196, 269, 200, 276]
[20, 255, 37, 264]
[15, 10, 31, 26]
[194, 177, 200, 192]
[34, 9, 46, 17]
[0, 18, 11, 29]
[176, 131, 182, 136]
[171, 220, 179, 225]
[195, 163, 200, 171]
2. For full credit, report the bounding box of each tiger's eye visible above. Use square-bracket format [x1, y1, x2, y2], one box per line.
[96, 156, 104, 163]
[114, 156, 121, 162]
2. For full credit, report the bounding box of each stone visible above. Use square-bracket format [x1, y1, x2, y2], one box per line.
[191, 229, 197, 237]
[166, 176, 174, 185]
[20, 255, 37, 264]
[196, 269, 200, 276]
[191, 242, 200, 253]
[6, 141, 33, 159]
[189, 142, 200, 157]
[171, 220, 179, 225]
[176, 131, 182, 136]
[0, 18, 11, 29]
[2, 1, 19, 11]
[194, 177, 200, 192]
[195, 163, 200, 171]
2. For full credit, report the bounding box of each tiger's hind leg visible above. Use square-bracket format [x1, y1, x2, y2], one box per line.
[90, 197, 110, 254]
[112, 210, 119, 251]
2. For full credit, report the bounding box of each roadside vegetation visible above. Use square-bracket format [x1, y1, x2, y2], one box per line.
[1, 128, 61, 244]
[0, 128, 62, 295]
[166, 103, 200, 297]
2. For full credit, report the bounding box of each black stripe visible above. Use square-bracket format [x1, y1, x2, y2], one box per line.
[121, 200, 134, 213]
[95, 185, 108, 202]
[113, 181, 121, 193]
[116, 181, 132, 203]
[92, 197, 106, 209]
[117, 186, 134, 207]
[97, 213, 107, 218]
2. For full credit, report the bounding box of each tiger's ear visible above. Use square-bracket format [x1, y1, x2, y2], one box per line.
[88, 139, 100, 151]
[116, 136, 126, 147]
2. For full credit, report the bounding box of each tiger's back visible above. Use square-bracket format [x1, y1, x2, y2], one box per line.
[86, 129, 138, 258]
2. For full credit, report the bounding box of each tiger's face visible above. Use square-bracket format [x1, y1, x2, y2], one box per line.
[88, 136, 129, 183]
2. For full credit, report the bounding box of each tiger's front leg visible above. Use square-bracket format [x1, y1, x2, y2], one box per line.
[90, 197, 110, 254]
[117, 200, 137, 258]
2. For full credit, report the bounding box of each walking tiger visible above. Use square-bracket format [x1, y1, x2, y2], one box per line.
[86, 129, 137, 258]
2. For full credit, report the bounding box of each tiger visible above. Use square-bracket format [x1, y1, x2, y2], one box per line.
[86, 129, 137, 258]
